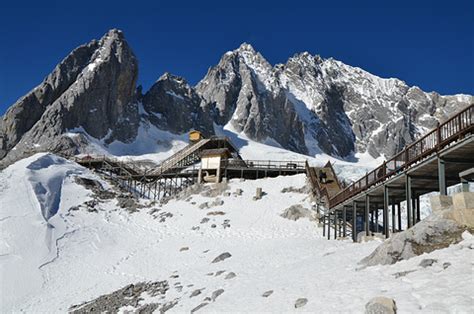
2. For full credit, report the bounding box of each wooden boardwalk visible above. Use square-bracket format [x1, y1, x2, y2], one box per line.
[75, 137, 306, 200]
[324, 104, 474, 241]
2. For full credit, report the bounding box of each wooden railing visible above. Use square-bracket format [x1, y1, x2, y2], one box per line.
[328, 104, 474, 209]
[222, 159, 306, 170]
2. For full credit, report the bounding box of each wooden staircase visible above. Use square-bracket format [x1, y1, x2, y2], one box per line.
[150, 138, 212, 176]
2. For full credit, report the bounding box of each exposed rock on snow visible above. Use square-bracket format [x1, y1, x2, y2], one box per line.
[359, 211, 470, 267]
[365, 296, 397, 314]
[294, 297, 308, 308]
[224, 272, 236, 280]
[69, 281, 170, 313]
[280, 204, 313, 221]
[418, 258, 437, 268]
[211, 252, 232, 263]
[262, 290, 273, 297]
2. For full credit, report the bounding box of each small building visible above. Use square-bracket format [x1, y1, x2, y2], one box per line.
[199, 148, 232, 183]
[189, 130, 204, 143]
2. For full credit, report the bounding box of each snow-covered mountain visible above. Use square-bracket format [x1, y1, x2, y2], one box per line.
[0, 29, 472, 168]
[198, 43, 472, 159]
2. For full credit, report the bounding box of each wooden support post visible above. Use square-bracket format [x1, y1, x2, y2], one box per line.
[327, 215, 331, 240]
[342, 206, 347, 237]
[352, 202, 357, 242]
[406, 174, 412, 228]
[375, 208, 379, 233]
[383, 185, 390, 238]
[397, 203, 402, 231]
[416, 195, 421, 223]
[322, 215, 326, 237]
[365, 195, 370, 236]
[334, 212, 337, 239]
[438, 157, 447, 195]
[391, 197, 396, 233]
[411, 195, 417, 226]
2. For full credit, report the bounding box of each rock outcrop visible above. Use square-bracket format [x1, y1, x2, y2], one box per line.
[142, 73, 214, 136]
[0, 29, 139, 166]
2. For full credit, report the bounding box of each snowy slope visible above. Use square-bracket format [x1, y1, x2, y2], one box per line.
[1, 154, 473, 312]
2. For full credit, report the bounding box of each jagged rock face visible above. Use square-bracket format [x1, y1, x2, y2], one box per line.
[197, 44, 308, 154]
[197, 45, 473, 159]
[0, 29, 139, 166]
[142, 73, 214, 136]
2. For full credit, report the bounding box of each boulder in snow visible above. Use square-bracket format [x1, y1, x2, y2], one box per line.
[281, 204, 313, 221]
[365, 296, 397, 314]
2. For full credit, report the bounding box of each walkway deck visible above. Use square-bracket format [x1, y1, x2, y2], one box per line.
[324, 104, 474, 241]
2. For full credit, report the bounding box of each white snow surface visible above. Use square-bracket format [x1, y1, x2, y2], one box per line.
[1, 154, 473, 312]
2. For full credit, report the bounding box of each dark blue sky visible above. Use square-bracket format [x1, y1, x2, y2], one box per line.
[1, 0, 473, 114]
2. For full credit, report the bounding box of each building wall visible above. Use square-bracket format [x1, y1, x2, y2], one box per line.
[202, 156, 221, 169]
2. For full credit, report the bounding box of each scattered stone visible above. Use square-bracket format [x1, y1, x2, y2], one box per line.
[191, 226, 200, 231]
[180, 247, 189, 252]
[210, 199, 224, 207]
[207, 211, 225, 216]
[233, 188, 243, 196]
[200, 182, 229, 198]
[215, 270, 225, 276]
[443, 262, 452, 269]
[253, 187, 263, 201]
[281, 186, 308, 193]
[203, 249, 210, 253]
[419, 259, 437, 268]
[262, 290, 273, 297]
[161, 300, 178, 312]
[211, 252, 232, 263]
[170, 274, 179, 279]
[223, 192, 231, 197]
[191, 302, 208, 313]
[365, 296, 397, 314]
[200, 217, 210, 224]
[191, 201, 196, 205]
[211, 224, 217, 228]
[211, 289, 224, 301]
[185, 197, 193, 202]
[294, 298, 308, 308]
[190, 289, 203, 298]
[222, 219, 231, 229]
[224, 272, 236, 280]
[199, 202, 209, 210]
[393, 270, 416, 278]
[69, 206, 79, 211]
[149, 207, 160, 215]
[157, 212, 173, 223]
[281, 204, 313, 221]
[206, 272, 214, 276]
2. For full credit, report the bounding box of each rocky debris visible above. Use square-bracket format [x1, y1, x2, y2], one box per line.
[206, 272, 214, 276]
[211, 252, 232, 263]
[280, 204, 313, 221]
[170, 274, 179, 279]
[294, 298, 308, 308]
[222, 219, 231, 229]
[74, 176, 115, 199]
[199, 202, 209, 209]
[443, 262, 451, 269]
[281, 186, 308, 194]
[224, 272, 236, 280]
[69, 280, 169, 313]
[359, 209, 471, 267]
[190, 289, 203, 298]
[179, 247, 189, 252]
[233, 188, 243, 196]
[211, 289, 224, 301]
[211, 224, 217, 228]
[365, 296, 397, 314]
[200, 217, 210, 224]
[117, 195, 139, 213]
[210, 199, 224, 207]
[392, 270, 416, 279]
[215, 270, 225, 276]
[419, 258, 437, 268]
[207, 211, 225, 216]
[191, 302, 208, 313]
[157, 212, 173, 223]
[200, 182, 229, 198]
[262, 290, 273, 297]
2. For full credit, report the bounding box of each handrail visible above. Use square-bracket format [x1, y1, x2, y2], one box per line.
[328, 104, 474, 209]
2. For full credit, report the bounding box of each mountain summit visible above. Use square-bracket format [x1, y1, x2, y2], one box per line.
[0, 30, 472, 167]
